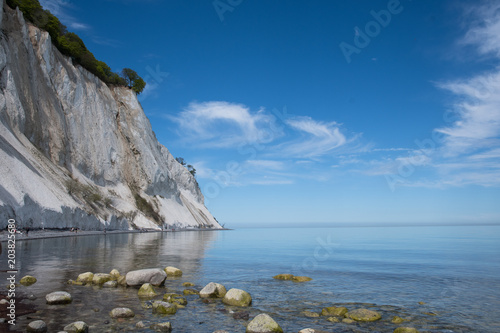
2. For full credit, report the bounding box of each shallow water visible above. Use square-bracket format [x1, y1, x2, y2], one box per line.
[1, 225, 500, 332]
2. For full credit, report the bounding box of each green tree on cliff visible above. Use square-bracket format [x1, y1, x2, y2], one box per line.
[121, 68, 146, 95]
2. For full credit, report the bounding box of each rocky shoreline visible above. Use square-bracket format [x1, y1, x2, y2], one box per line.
[0, 267, 429, 333]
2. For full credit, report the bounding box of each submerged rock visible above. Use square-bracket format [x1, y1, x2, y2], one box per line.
[92, 273, 113, 285]
[272, 274, 294, 281]
[233, 310, 250, 320]
[46, 291, 72, 305]
[63, 321, 89, 333]
[346, 308, 381, 322]
[152, 301, 177, 315]
[246, 314, 283, 333]
[20, 275, 37, 286]
[150, 321, 172, 332]
[138, 283, 157, 297]
[183, 288, 199, 295]
[394, 328, 420, 333]
[182, 282, 195, 287]
[163, 293, 187, 306]
[76, 272, 94, 284]
[126, 268, 167, 286]
[327, 316, 340, 323]
[26, 320, 47, 332]
[164, 266, 183, 277]
[292, 276, 312, 282]
[321, 306, 348, 317]
[222, 288, 252, 307]
[302, 310, 320, 318]
[109, 307, 135, 318]
[392, 316, 405, 324]
[200, 282, 227, 298]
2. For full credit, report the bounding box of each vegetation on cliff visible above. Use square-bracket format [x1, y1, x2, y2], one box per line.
[6, 0, 146, 94]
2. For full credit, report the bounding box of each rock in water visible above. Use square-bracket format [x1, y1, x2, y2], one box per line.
[76, 272, 94, 284]
[272, 274, 294, 280]
[126, 268, 167, 286]
[109, 307, 135, 318]
[46, 291, 72, 305]
[63, 321, 89, 333]
[292, 276, 312, 282]
[26, 320, 47, 332]
[152, 301, 177, 315]
[394, 328, 420, 333]
[103, 280, 118, 288]
[164, 266, 183, 277]
[346, 308, 382, 322]
[150, 322, 172, 332]
[138, 283, 157, 297]
[246, 314, 283, 333]
[321, 306, 348, 317]
[20, 275, 37, 286]
[222, 288, 252, 307]
[92, 273, 113, 285]
[199, 282, 227, 298]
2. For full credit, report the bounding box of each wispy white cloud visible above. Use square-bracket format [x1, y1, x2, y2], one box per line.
[277, 117, 347, 158]
[171, 101, 281, 148]
[39, 0, 90, 32]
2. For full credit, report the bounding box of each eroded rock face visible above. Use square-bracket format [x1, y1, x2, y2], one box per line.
[0, 2, 221, 231]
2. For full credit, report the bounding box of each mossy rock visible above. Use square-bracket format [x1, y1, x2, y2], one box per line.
[292, 276, 312, 282]
[346, 308, 381, 322]
[63, 321, 89, 333]
[394, 328, 420, 333]
[302, 310, 320, 318]
[152, 301, 177, 315]
[183, 288, 199, 295]
[103, 280, 118, 288]
[273, 274, 294, 281]
[163, 293, 187, 306]
[392, 316, 405, 324]
[321, 306, 347, 317]
[246, 313, 283, 333]
[67, 279, 84, 286]
[20, 275, 37, 286]
[222, 288, 252, 307]
[117, 275, 127, 286]
[138, 283, 157, 297]
[327, 316, 340, 323]
[342, 318, 355, 324]
[164, 266, 183, 277]
[109, 307, 135, 318]
[76, 272, 94, 284]
[110, 269, 120, 277]
[150, 321, 172, 332]
[182, 282, 195, 287]
[92, 273, 113, 285]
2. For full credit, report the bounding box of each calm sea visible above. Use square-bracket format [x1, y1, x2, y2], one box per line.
[1, 225, 499, 332]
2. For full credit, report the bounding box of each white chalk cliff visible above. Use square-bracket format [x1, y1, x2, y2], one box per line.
[0, 1, 221, 230]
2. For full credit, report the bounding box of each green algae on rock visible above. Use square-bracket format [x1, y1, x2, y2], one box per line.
[199, 282, 227, 298]
[222, 288, 252, 307]
[152, 301, 178, 315]
[321, 306, 348, 317]
[20, 275, 37, 286]
[164, 266, 183, 277]
[292, 276, 313, 282]
[138, 283, 157, 297]
[394, 327, 420, 333]
[346, 308, 381, 321]
[272, 274, 294, 280]
[92, 273, 113, 285]
[76, 272, 94, 284]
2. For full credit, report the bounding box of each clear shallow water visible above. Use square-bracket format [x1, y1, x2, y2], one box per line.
[1, 225, 500, 332]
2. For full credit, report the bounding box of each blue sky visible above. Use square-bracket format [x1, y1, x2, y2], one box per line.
[40, 0, 500, 226]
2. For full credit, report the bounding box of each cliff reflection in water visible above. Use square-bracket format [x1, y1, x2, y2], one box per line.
[12, 231, 218, 287]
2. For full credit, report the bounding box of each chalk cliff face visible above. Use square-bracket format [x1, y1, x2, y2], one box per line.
[0, 1, 221, 230]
